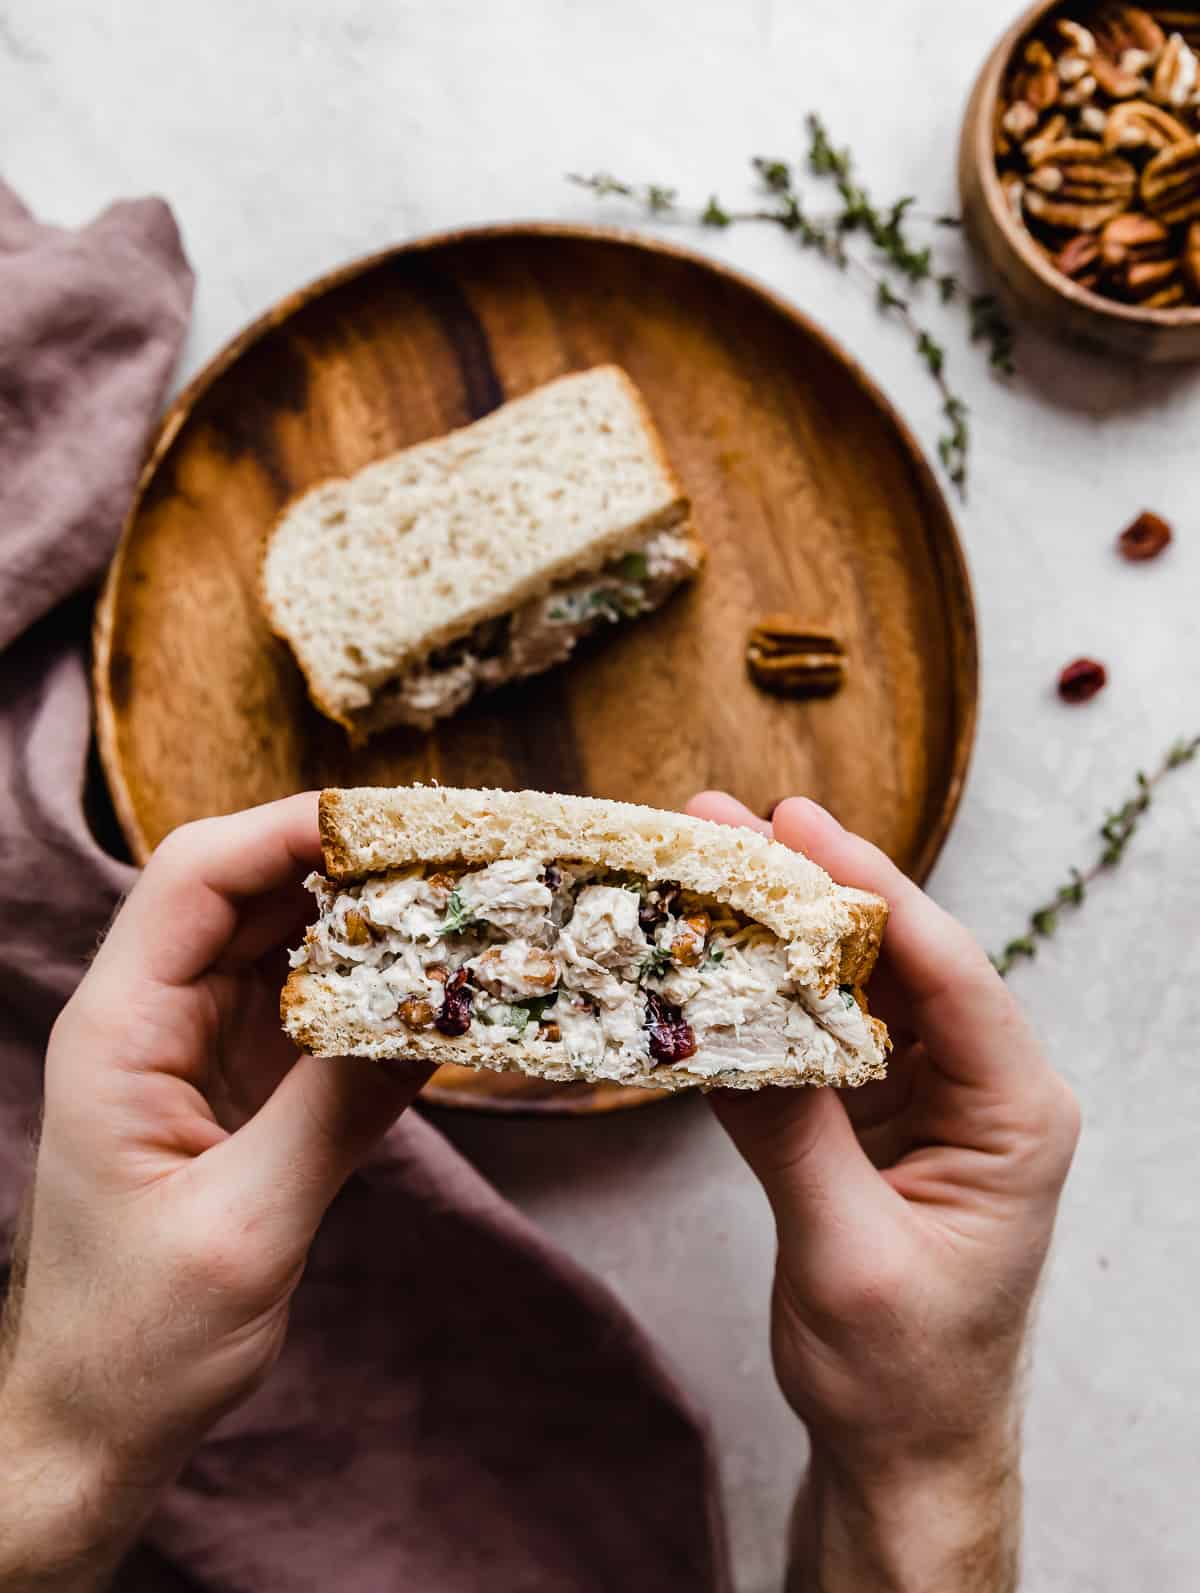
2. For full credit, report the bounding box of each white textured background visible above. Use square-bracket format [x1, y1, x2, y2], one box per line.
[4, 1, 1199, 1588]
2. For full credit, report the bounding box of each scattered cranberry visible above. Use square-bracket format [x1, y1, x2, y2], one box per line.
[644, 990, 698, 1064]
[435, 968, 474, 1036]
[1058, 658, 1108, 704]
[1118, 511, 1172, 563]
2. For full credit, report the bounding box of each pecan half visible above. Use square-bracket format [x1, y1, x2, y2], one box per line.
[1185, 220, 1200, 294]
[1104, 98, 1192, 152]
[1120, 256, 1183, 299]
[1024, 112, 1070, 164]
[1118, 510, 1173, 560]
[1092, 53, 1150, 98]
[1058, 658, 1109, 703]
[1151, 11, 1200, 52]
[1142, 138, 1200, 225]
[1095, 5, 1166, 60]
[1055, 18, 1098, 58]
[747, 619, 847, 700]
[1152, 30, 1200, 108]
[1025, 145, 1137, 230]
[1055, 232, 1103, 287]
[1100, 212, 1173, 268]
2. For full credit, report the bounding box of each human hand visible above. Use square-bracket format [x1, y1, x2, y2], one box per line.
[0, 795, 429, 1589]
[688, 793, 1081, 1593]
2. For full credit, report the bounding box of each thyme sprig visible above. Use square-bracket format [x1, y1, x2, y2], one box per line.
[569, 114, 1015, 498]
[992, 735, 1200, 977]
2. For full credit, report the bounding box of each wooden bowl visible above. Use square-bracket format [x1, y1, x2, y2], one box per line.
[959, 0, 1200, 362]
[94, 223, 978, 1114]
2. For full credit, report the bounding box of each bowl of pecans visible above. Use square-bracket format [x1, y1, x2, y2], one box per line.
[960, 2, 1200, 360]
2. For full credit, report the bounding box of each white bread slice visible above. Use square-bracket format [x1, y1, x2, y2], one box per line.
[259, 366, 698, 736]
[281, 787, 891, 1093]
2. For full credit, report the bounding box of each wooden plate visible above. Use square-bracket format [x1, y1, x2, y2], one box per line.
[94, 223, 978, 1115]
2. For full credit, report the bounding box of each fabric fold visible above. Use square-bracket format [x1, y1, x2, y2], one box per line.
[0, 178, 730, 1593]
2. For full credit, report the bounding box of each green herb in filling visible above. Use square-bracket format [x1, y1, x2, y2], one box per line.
[639, 946, 674, 981]
[440, 890, 475, 936]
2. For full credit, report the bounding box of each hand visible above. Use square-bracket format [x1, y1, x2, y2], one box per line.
[0, 795, 429, 1589]
[688, 793, 1081, 1593]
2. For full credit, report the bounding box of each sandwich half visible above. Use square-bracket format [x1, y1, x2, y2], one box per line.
[260, 366, 703, 741]
[282, 787, 891, 1093]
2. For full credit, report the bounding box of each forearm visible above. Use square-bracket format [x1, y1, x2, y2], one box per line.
[0, 1390, 165, 1593]
[788, 1431, 1022, 1593]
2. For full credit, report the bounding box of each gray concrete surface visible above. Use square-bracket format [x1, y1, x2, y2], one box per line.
[5, 1, 1197, 1585]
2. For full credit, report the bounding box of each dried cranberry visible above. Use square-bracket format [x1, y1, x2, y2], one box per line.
[435, 968, 474, 1036]
[1118, 511, 1172, 563]
[638, 882, 680, 934]
[644, 990, 698, 1065]
[1058, 658, 1108, 704]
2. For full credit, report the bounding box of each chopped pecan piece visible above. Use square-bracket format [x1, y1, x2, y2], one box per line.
[398, 996, 436, 1030]
[343, 908, 372, 946]
[1103, 99, 1191, 153]
[670, 912, 711, 967]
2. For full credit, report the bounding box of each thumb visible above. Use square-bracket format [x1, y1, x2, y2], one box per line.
[212, 1054, 433, 1242]
[712, 1087, 890, 1242]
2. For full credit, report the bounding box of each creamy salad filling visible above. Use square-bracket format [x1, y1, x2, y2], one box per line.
[291, 858, 876, 1080]
[362, 529, 699, 732]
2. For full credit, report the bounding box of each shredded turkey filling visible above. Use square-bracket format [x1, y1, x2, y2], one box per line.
[359, 529, 700, 732]
[292, 858, 875, 1080]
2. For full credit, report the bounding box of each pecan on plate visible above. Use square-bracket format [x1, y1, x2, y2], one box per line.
[746, 619, 847, 700]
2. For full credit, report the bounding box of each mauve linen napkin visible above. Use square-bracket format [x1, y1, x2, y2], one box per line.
[0, 181, 731, 1593]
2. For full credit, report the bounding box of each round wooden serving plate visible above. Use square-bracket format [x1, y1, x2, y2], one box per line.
[94, 223, 978, 1116]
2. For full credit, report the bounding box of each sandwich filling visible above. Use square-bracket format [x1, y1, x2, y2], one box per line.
[291, 857, 877, 1080]
[359, 528, 699, 732]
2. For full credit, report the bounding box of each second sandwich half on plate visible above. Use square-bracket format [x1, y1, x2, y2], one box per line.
[259, 366, 704, 742]
[282, 787, 892, 1093]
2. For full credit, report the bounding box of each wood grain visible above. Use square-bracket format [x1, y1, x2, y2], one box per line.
[94, 223, 978, 1115]
[960, 0, 1200, 364]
